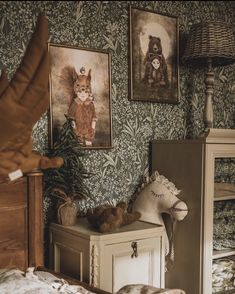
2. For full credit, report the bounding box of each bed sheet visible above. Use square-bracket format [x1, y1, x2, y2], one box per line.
[0, 267, 95, 294]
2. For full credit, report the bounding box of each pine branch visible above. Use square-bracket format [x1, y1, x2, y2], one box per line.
[44, 115, 92, 204]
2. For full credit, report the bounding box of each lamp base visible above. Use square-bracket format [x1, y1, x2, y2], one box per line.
[203, 58, 214, 130]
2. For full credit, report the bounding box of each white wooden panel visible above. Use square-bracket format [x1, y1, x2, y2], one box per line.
[102, 237, 161, 293]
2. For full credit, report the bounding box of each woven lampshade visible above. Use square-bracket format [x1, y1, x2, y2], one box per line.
[182, 22, 235, 67]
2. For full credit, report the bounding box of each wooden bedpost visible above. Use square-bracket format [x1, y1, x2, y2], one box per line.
[27, 170, 44, 268]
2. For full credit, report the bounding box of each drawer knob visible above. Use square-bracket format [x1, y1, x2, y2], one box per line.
[131, 241, 138, 258]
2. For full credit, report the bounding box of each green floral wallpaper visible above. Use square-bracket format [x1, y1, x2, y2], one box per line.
[0, 1, 235, 214]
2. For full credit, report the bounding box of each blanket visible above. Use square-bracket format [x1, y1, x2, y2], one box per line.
[0, 268, 94, 294]
[116, 284, 185, 294]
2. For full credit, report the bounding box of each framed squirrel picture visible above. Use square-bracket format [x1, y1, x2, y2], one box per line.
[129, 6, 180, 103]
[48, 43, 112, 149]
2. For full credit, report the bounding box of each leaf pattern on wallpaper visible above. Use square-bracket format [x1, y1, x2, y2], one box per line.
[191, 93, 199, 109]
[231, 83, 235, 101]
[217, 111, 229, 129]
[121, 118, 142, 140]
[75, 2, 84, 23]
[103, 153, 119, 170]
[112, 83, 117, 102]
[143, 104, 158, 125]
[103, 35, 118, 52]
[0, 17, 5, 33]
[0, 1, 234, 215]
[94, 1, 107, 16]
[19, 40, 26, 54]
[218, 68, 228, 83]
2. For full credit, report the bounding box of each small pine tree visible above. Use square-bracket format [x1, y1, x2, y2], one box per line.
[44, 115, 91, 212]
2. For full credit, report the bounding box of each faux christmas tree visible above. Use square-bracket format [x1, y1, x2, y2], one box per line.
[44, 115, 91, 225]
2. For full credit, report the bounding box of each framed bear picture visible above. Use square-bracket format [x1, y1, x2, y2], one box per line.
[129, 6, 180, 103]
[48, 43, 112, 149]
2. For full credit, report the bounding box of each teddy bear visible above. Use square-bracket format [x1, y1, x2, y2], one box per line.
[87, 201, 141, 233]
[143, 35, 169, 88]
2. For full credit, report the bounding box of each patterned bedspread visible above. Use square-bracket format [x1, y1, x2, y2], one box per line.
[0, 268, 95, 294]
[116, 284, 185, 294]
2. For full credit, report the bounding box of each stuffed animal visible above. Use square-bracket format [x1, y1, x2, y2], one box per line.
[87, 201, 141, 233]
[143, 35, 169, 87]
[0, 14, 63, 179]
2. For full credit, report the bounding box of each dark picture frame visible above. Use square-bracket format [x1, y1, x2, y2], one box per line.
[48, 43, 112, 149]
[129, 6, 180, 103]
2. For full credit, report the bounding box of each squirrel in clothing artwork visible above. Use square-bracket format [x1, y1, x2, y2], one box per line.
[143, 35, 169, 88]
[60, 66, 97, 147]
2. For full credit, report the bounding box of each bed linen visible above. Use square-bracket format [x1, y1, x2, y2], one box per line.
[0, 267, 95, 294]
[116, 284, 185, 294]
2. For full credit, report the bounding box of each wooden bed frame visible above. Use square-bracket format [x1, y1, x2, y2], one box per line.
[0, 171, 109, 294]
[0, 171, 43, 269]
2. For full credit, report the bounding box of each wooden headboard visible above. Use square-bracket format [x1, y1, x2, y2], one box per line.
[0, 172, 112, 294]
[0, 171, 44, 270]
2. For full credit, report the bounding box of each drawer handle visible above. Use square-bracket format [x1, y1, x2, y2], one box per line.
[131, 242, 138, 258]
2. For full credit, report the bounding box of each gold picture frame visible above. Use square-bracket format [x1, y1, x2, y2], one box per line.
[48, 43, 112, 149]
[129, 6, 180, 103]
